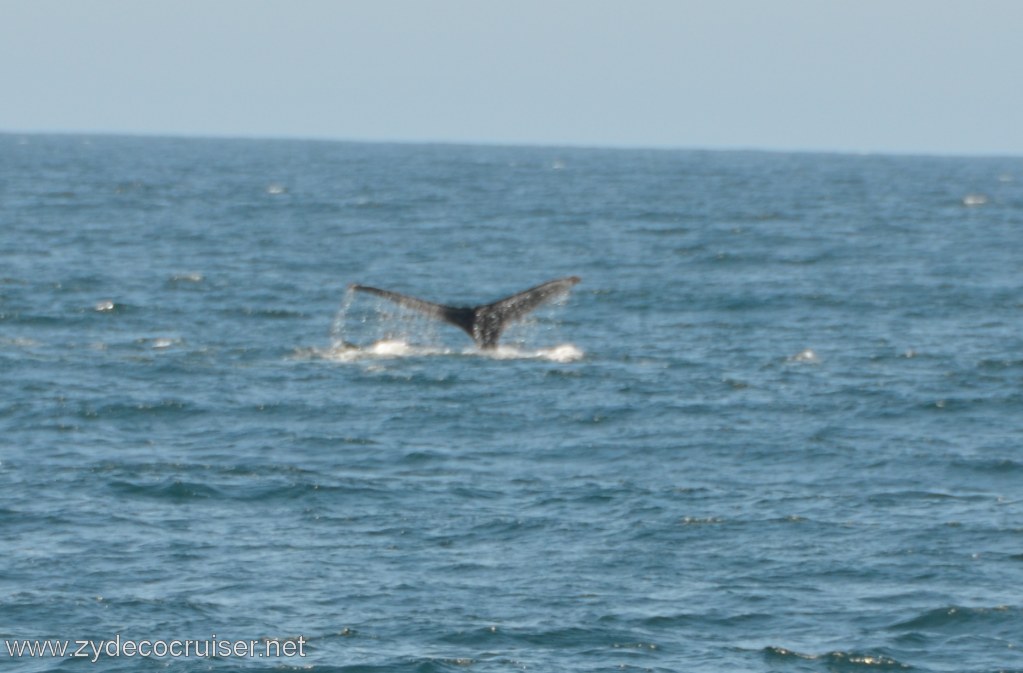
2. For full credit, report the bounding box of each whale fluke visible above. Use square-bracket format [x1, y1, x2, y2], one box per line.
[349, 276, 580, 349]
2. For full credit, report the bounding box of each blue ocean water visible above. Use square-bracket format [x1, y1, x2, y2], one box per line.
[1, 134, 1022, 672]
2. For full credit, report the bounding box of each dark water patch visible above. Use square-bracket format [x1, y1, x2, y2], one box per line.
[224, 307, 308, 320]
[100, 461, 398, 505]
[108, 479, 224, 502]
[634, 224, 691, 238]
[643, 611, 773, 631]
[950, 457, 1023, 475]
[976, 357, 1023, 372]
[398, 449, 450, 466]
[0, 312, 77, 327]
[73, 398, 204, 422]
[245, 479, 398, 503]
[463, 517, 549, 541]
[865, 491, 991, 507]
[459, 624, 639, 652]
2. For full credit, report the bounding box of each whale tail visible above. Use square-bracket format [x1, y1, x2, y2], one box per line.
[349, 276, 581, 349]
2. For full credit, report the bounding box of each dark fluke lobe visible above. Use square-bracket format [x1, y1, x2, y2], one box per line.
[349, 276, 580, 348]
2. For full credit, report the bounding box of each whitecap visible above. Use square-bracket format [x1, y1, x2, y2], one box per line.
[170, 272, 204, 283]
[788, 348, 820, 364]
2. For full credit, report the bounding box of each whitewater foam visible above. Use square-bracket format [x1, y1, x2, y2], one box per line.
[303, 340, 583, 363]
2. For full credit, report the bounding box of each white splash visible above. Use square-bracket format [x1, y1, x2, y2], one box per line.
[540, 344, 585, 362]
[788, 348, 820, 364]
[482, 343, 584, 362]
[311, 339, 451, 362]
[151, 337, 177, 350]
[302, 340, 582, 364]
[366, 339, 415, 357]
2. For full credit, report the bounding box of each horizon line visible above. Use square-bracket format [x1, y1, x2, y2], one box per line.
[2, 127, 1021, 161]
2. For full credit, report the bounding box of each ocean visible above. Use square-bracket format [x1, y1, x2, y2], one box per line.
[1, 134, 1021, 672]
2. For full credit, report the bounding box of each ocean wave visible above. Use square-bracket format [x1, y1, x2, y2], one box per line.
[108, 478, 224, 502]
[950, 457, 1023, 474]
[105, 470, 394, 504]
[888, 604, 1019, 632]
[75, 398, 201, 421]
[764, 646, 910, 669]
[440, 623, 636, 651]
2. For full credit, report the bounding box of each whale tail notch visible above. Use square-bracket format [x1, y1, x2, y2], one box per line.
[349, 276, 580, 349]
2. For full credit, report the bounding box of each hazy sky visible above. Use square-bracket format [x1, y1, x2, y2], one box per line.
[2, 0, 1021, 155]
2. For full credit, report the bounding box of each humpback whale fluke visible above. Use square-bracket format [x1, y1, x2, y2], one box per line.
[349, 276, 581, 349]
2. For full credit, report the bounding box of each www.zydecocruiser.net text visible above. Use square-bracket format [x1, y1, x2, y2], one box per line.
[5, 634, 307, 663]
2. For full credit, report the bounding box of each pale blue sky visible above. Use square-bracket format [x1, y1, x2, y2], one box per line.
[2, 0, 1021, 155]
